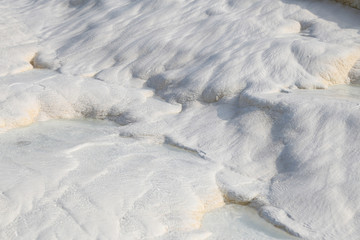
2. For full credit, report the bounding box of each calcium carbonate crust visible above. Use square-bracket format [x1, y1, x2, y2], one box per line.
[1, 0, 360, 239]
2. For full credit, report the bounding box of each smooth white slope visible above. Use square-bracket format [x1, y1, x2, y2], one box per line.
[0, 120, 295, 239]
[119, 85, 360, 238]
[0, 120, 219, 239]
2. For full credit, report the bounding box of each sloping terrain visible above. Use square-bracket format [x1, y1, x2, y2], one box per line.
[1, 0, 360, 239]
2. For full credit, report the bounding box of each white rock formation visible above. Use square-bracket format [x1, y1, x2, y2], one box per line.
[1, 0, 360, 239]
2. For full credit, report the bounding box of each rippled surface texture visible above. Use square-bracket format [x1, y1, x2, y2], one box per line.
[1, 0, 360, 239]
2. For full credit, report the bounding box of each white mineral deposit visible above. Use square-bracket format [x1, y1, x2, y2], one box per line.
[1, 0, 359, 239]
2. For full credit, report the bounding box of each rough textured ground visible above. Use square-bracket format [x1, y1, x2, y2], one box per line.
[1, 0, 360, 239]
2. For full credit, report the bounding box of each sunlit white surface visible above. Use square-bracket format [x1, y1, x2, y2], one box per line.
[0, 120, 223, 239]
[0, 119, 296, 239]
[201, 204, 296, 240]
[1, 0, 360, 239]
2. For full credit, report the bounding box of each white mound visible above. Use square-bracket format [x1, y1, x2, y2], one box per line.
[1, 0, 360, 239]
